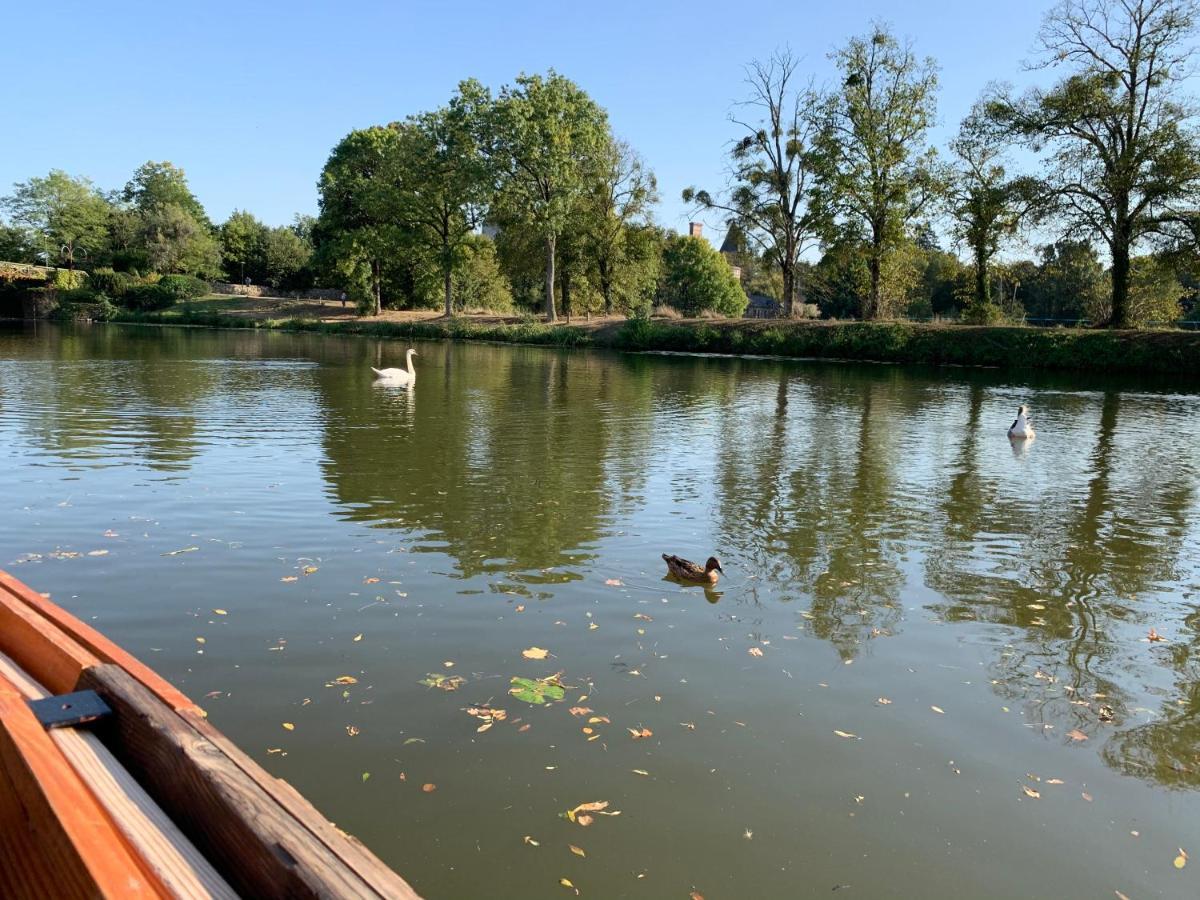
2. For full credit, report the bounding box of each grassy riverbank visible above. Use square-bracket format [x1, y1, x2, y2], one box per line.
[108, 298, 1200, 376]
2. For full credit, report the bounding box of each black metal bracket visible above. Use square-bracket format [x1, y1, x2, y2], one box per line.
[27, 690, 112, 729]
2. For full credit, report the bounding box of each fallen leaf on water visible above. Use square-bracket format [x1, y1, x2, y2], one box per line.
[443, 660, 455, 668]
[569, 844, 586, 858]
[576, 815, 594, 827]
[588, 716, 610, 724]
[632, 769, 649, 776]
[361, 772, 370, 782]
[748, 647, 764, 658]
[634, 613, 653, 621]
[478, 722, 493, 733]
[403, 737, 425, 745]
[282, 722, 295, 731]
[565, 801, 609, 824]
[1046, 778, 1065, 785]
[163, 547, 199, 556]
[605, 579, 623, 586]
[346, 725, 359, 736]
[523, 647, 550, 660]
[88, 549, 109, 557]
[1175, 848, 1188, 869]
[690, 893, 705, 900]
[363, 577, 380, 584]
[931, 706, 945, 715]
[329, 675, 358, 686]
[195, 637, 206, 644]
[1022, 785, 1041, 799]
[510, 673, 568, 705]
[559, 878, 578, 893]
[280, 576, 298, 583]
[1115, 892, 1130, 900]
[422, 783, 436, 793]
[212, 608, 227, 616]
[1082, 792, 1093, 802]
[518, 724, 532, 732]
[834, 730, 859, 739]
[524, 835, 540, 846]
[302, 565, 318, 575]
[876, 698, 892, 705]
[1067, 729, 1089, 742]
[419, 673, 465, 691]
[628, 727, 652, 739]
[353, 633, 363, 642]
[1148, 628, 1165, 642]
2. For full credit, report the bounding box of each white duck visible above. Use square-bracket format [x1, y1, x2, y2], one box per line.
[1007, 404, 1035, 439]
[371, 349, 417, 385]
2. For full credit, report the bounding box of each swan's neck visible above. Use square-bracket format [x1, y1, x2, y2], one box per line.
[406, 351, 415, 376]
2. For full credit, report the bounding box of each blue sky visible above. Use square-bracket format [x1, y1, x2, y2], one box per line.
[2, 0, 1051, 242]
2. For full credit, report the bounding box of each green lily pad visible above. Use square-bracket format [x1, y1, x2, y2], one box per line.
[509, 675, 566, 705]
[419, 673, 466, 691]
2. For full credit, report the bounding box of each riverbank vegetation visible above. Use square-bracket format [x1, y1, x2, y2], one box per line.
[4, 0, 1200, 332]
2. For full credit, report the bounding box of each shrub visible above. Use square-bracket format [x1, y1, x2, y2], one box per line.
[652, 304, 682, 319]
[156, 274, 208, 302]
[658, 235, 748, 317]
[52, 269, 87, 291]
[89, 267, 134, 298]
[961, 302, 1005, 325]
[122, 283, 175, 311]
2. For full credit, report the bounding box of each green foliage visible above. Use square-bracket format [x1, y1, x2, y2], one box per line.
[1125, 257, 1186, 327]
[220, 209, 268, 282]
[1, 170, 112, 269]
[988, 0, 1200, 327]
[447, 235, 512, 312]
[123, 161, 211, 227]
[508, 675, 566, 705]
[683, 50, 823, 315]
[89, 267, 134, 297]
[121, 283, 176, 311]
[52, 268, 87, 290]
[156, 274, 208, 302]
[658, 235, 746, 317]
[262, 226, 312, 288]
[140, 204, 222, 277]
[816, 24, 941, 319]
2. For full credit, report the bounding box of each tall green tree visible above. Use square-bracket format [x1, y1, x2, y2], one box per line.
[391, 83, 491, 317]
[816, 24, 941, 319]
[262, 226, 312, 289]
[658, 234, 747, 316]
[123, 161, 211, 227]
[487, 71, 612, 321]
[140, 204, 221, 277]
[317, 126, 405, 315]
[988, 0, 1200, 327]
[946, 106, 1044, 310]
[587, 139, 658, 316]
[1, 170, 112, 271]
[684, 50, 823, 317]
[220, 209, 268, 283]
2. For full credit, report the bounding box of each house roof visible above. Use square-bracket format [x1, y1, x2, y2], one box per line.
[719, 224, 746, 255]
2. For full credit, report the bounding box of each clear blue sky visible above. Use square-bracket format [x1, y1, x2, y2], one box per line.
[2, 0, 1051, 240]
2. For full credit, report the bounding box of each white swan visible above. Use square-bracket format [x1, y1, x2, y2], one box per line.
[1007, 404, 1035, 439]
[371, 349, 417, 385]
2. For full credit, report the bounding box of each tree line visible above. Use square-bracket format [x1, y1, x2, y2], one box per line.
[4, 0, 1200, 328]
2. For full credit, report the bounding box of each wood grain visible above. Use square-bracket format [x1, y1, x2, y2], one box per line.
[81, 663, 404, 899]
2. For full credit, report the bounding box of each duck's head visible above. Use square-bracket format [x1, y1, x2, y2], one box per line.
[705, 556, 724, 574]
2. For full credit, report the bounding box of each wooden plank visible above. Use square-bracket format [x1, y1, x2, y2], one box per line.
[81, 663, 396, 899]
[0, 569, 196, 711]
[0, 673, 167, 899]
[184, 710, 421, 899]
[0, 581, 99, 696]
[0, 651, 236, 900]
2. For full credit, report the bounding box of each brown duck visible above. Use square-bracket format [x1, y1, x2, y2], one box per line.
[662, 553, 724, 585]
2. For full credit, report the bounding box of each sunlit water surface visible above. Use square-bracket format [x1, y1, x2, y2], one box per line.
[2, 322, 1200, 898]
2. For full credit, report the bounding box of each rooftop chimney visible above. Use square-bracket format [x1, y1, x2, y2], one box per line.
[688, 222, 703, 238]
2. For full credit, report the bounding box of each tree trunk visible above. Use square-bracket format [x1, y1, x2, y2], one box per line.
[1110, 230, 1131, 329]
[599, 258, 612, 316]
[370, 259, 382, 317]
[781, 264, 795, 318]
[443, 263, 453, 319]
[865, 251, 881, 320]
[544, 235, 557, 322]
[974, 246, 990, 308]
[561, 265, 572, 324]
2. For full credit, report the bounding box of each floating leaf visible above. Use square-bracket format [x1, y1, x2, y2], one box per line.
[212, 608, 227, 616]
[931, 706, 945, 715]
[565, 801, 609, 824]
[834, 730, 859, 739]
[1066, 729, 1089, 742]
[422, 783, 436, 793]
[605, 579, 623, 586]
[524, 835, 540, 847]
[569, 844, 586, 858]
[509, 674, 567, 705]
[328, 675, 358, 686]
[302, 565, 319, 575]
[282, 722, 295, 731]
[195, 637, 206, 644]
[1148, 628, 1165, 642]
[522, 647, 550, 660]
[353, 633, 363, 642]
[1022, 785, 1041, 799]
[559, 878, 578, 893]
[569, 707, 594, 717]
[363, 577, 380, 584]
[576, 815, 594, 826]
[1175, 848, 1188, 869]
[346, 725, 360, 736]
[163, 546, 199, 556]
[280, 576, 298, 583]
[420, 673, 465, 691]
[628, 727, 652, 740]
[632, 769, 649, 776]
[1045, 778, 1065, 785]
[876, 697, 892, 705]
[361, 772, 370, 782]
[748, 647, 764, 658]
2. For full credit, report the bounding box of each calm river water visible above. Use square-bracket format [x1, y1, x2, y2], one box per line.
[2, 322, 1200, 898]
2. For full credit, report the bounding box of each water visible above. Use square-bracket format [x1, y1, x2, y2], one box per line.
[2, 322, 1199, 899]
